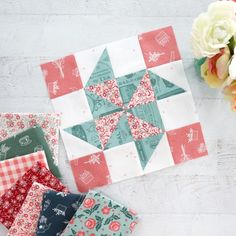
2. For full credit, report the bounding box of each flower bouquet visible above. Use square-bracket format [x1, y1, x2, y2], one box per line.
[191, 0, 236, 110]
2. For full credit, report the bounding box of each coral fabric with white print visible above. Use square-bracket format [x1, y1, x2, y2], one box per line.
[41, 26, 208, 193]
[0, 113, 60, 166]
[7, 182, 52, 236]
[0, 150, 48, 196]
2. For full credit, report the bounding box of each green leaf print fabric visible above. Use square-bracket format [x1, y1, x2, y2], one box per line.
[0, 125, 61, 178]
[61, 190, 138, 236]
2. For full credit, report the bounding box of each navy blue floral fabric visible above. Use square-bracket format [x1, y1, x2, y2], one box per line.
[36, 190, 86, 236]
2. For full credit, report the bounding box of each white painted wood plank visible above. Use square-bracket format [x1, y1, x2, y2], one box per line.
[0, 0, 215, 17]
[0, 15, 199, 58]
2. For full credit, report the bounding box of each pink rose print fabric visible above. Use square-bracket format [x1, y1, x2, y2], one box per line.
[7, 182, 51, 236]
[0, 113, 60, 165]
[95, 111, 124, 148]
[61, 190, 139, 236]
[41, 55, 83, 99]
[128, 72, 155, 108]
[0, 161, 67, 229]
[86, 80, 124, 108]
[70, 152, 111, 193]
[167, 122, 208, 164]
[0, 151, 48, 196]
[138, 26, 181, 68]
[127, 112, 163, 140]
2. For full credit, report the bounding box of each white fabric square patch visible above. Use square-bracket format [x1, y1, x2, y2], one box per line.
[107, 36, 146, 78]
[157, 92, 199, 131]
[52, 90, 92, 128]
[104, 142, 142, 183]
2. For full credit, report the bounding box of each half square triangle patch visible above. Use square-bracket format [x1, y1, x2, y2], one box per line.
[85, 49, 115, 87]
[117, 69, 146, 106]
[149, 70, 185, 100]
[128, 71, 155, 108]
[85, 89, 122, 118]
[64, 121, 102, 149]
[135, 133, 164, 169]
[85, 79, 124, 108]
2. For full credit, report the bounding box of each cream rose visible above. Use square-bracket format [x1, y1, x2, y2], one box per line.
[191, 1, 236, 59]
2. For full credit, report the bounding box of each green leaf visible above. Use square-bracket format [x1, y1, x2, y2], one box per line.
[104, 217, 111, 225]
[194, 58, 206, 76]
[108, 201, 112, 208]
[71, 228, 77, 235]
[76, 214, 84, 218]
[228, 36, 235, 55]
[94, 192, 101, 197]
[96, 222, 102, 231]
[95, 215, 102, 221]
[83, 209, 91, 215]
[91, 204, 100, 214]
[113, 215, 120, 220]
[112, 204, 120, 209]
[121, 208, 133, 220]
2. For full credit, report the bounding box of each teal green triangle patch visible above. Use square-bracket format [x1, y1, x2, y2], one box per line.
[64, 121, 102, 149]
[135, 133, 164, 169]
[85, 90, 122, 118]
[86, 49, 115, 87]
[117, 69, 146, 106]
[104, 114, 133, 150]
[130, 101, 164, 131]
[149, 70, 185, 100]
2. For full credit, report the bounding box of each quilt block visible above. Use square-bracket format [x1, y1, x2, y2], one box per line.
[41, 26, 208, 192]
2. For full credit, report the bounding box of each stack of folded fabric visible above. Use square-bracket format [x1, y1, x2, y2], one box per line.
[0, 113, 139, 236]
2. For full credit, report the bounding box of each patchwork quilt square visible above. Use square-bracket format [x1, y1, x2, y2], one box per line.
[0, 150, 48, 196]
[41, 55, 83, 99]
[0, 161, 67, 229]
[41, 26, 208, 192]
[0, 125, 61, 178]
[61, 190, 138, 236]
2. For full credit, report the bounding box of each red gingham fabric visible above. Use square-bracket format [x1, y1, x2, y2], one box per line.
[0, 161, 67, 229]
[0, 151, 48, 196]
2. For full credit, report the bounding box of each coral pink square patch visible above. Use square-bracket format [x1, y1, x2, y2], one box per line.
[138, 26, 181, 68]
[70, 152, 111, 192]
[167, 123, 208, 164]
[41, 55, 83, 99]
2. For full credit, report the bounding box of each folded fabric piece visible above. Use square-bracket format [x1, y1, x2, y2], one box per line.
[36, 190, 86, 235]
[7, 182, 52, 236]
[41, 26, 208, 193]
[0, 150, 48, 196]
[61, 190, 138, 236]
[0, 161, 67, 229]
[0, 125, 61, 178]
[0, 113, 60, 166]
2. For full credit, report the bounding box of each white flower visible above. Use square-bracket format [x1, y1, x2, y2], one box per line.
[191, 1, 236, 59]
[229, 47, 236, 80]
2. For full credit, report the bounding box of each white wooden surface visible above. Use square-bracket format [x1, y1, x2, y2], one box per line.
[0, 0, 236, 235]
